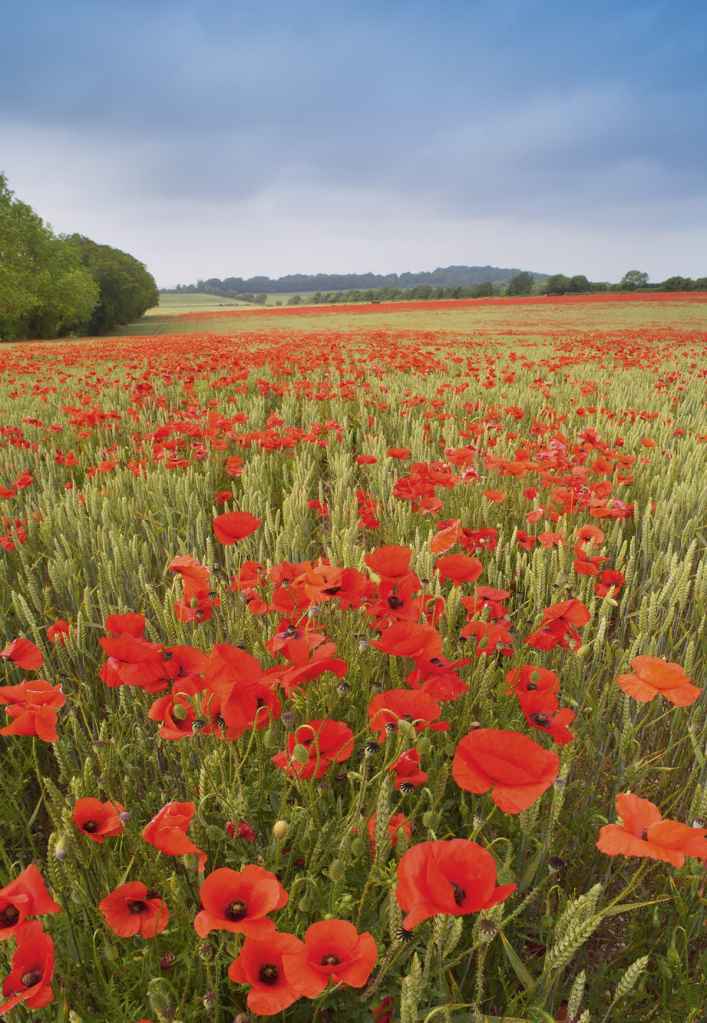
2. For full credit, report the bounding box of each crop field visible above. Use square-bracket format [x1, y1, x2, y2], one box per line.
[0, 293, 705, 1022]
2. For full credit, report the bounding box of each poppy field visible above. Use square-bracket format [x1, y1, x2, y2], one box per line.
[0, 295, 705, 1022]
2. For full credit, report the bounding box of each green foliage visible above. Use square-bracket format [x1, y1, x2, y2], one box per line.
[507, 272, 535, 295]
[0, 173, 99, 340]
[0, 173, 157, 340]
[66, 234, 159, 333]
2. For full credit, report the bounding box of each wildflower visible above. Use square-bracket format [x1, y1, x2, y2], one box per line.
[0, 866, 60, 940]
[0, 679, 65, 741]
[228, 933, 304, 1016]
[272, 720, 354, 779]
[194, 866, 287, 938]
[0, 921, 54, 1014]
[142, 802, 207, 871]
[396, 839, 515, 928]
[281, 919, 377, 996]
[616, 656, 701, 707]
[597, 794, 707, 867]
[99, 883, 169, 938]
[452, 728, 560, 813]
[73, 798, 125, 843]
[213, 510, 262, 544]
[0, 638, 43, 670]
[435, 554, 483, 586]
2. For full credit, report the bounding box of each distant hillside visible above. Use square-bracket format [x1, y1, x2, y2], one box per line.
[168, 264, 548, 296]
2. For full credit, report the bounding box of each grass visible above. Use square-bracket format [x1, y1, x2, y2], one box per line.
[0, 295, 704, 1022]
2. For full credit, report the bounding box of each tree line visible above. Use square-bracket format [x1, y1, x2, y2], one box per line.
[0, 174, 158, 340]
[174, 264, 545, 297]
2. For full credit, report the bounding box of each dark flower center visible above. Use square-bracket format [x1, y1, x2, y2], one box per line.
[128, 900, 147, 914]
[21, 970, 42, 988]
[399, 782, 415, 794]
[640, 830, 648, 841]
[531, 713, 550, 727]
[323, 586, 342, 595]
[526, 682, 538, 691]
[451, 882, 466, 907]
[321, 954, 340, 966]
[225, 900, 247, 921]
[0, 905, 20, 926]
[259, 964, 279, 985]
[83, 820, 98, 833]
[430, 657, 444, 667]
[388, 596, 404, 609]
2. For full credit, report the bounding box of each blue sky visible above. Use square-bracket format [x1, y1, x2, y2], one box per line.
[2, 0, 706, 286]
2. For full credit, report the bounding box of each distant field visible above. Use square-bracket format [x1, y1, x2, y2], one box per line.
[149, 291, 333, 315]
[129, 290, 707, 337]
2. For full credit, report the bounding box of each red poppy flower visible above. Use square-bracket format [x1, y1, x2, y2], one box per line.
[616, 656, 701, 707]
[430, 519, 462, 554]
[105, 612, 146, 638]
[0, 865, 60, 940]
[194, 865, 287, 938]
[0, 921, 54, 1014]
[73, 798, 125, 843]
[99, 633, 168, 693]
[524, 599, 590, 652]
[597, 793, 707, 867]
[0, 680, 65, 741]
[46, 620, 71, 644]
[517, 691, 576, 746]
[435, 554, 483, 586]
[213, 510, 262, 544]
[99, 882, 169, 938]
[506, 664, 560, 698]
[281, 919, 377, 996]
[364, 545, 414, 581]
[228, 932, 305, 1016]
[396, 839, 516, 929]
[272, 719, 354, 779]
[460, 619, 514, 657]
[452, 728, 560, 813]
[368, 689, 446, 743]
[142, 802, 207, 872]
[367, 813, 412, 852]
[0, 638, 43, 670]
[227, 820, 257, 843]
[372, 621, 443, 660]
[389, 748, 428, 790]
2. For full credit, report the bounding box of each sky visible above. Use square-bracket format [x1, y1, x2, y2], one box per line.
[2, 0, 706, 287]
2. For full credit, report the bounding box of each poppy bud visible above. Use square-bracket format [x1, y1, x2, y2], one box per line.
[397, 719, 416, 738]
[292, 743, 310, 765]
[54, 836, 68, 861]
[328, 858, 345, 881]
[422, 811, 435, 828]
[198, 941, 215, 961]
[575, 645, 590, 658]
[102, 943, 118, 962]
[272, 819, 289, 841]
[160, 952, 176, 971]
[351, 836, 367, 858]
[172, 703, 188, 721]
[148, 976, 178, 1021]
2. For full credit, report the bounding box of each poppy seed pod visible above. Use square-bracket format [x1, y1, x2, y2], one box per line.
[272, 820, 289, 841]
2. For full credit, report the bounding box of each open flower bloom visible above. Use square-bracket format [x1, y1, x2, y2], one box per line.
[0, 638, 43, 670]
[368, 689, 446, 743]
[73, 797, 125, 843]
[99, 882, 169, 938]
[0, 680, 65, 742]
[364, 544, 415, 583]
[596, 793, 707, 867]
[272, 719, 354, 779]
[281, 919, 377, 996]
[452, 728, 560, 813]
[0, 865, 60, 940]
[0, 921, 54, 1014]
[228, 932, 305, 1016]
[616, 656, 701, 707]
[524, 599, 590, 652]
[142, 801, 207, 871]
[396, 839, 516, 929]
[194, 865, 287, 938]
[213, 510, 262, 544]
[435, 553, 483, 586]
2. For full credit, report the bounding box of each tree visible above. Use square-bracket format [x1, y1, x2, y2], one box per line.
[66, 235, 158, 333]
[507, 271, 534, 296]
[620, 270, 649, 290]
[0, 174, 99, 339]
[544, 274, 571, 295]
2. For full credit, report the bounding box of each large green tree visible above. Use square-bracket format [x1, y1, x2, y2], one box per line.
[66, 235, 159, 333]
[0, 174, 99, 339]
